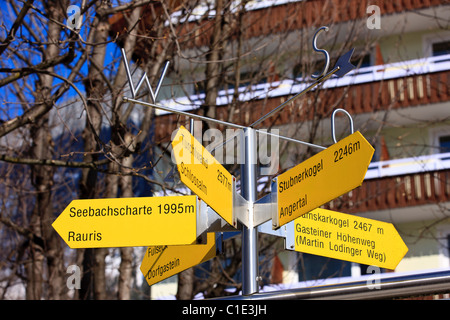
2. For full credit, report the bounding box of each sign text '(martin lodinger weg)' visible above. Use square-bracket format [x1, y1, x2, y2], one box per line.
[297, 210, 386, 264]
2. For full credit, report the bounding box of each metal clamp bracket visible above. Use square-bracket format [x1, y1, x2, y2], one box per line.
[331, 108, 354, 144]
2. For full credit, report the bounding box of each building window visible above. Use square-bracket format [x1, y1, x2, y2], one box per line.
[432, 41, 450, 57]
[352, 52, 372, 68]
[430, 127, 450, 156]
[423, 32, 450, 57]
[439, 135, 450, 153]
[448, 235, 450, 263]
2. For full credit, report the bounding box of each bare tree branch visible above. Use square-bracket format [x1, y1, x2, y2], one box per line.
[0, 0, 35, 56]
[0, 154, 110, 169]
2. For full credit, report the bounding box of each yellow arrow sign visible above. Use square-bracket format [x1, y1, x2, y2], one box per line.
[52, 195, 198, 248]
[140, 232, 216, 286]
[273, 131, 374, 228]
[291, 208, 408, 270]
[172, 126, 234, 226]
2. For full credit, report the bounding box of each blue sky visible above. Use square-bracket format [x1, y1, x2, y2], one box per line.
[0, 1, 123, 121]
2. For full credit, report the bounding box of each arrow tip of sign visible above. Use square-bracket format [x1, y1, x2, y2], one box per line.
[333, 48, 356, 77]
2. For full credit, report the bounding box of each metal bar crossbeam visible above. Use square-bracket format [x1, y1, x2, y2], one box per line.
[123, 96, 327, 150]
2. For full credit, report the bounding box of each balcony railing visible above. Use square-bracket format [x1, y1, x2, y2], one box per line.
[323, 54, 450, 89]
[169, 0, 448, 48]
[157, 54, 450, 116]
[154, 53, 450, 142]
[327, 153, 450, 213]
[365, 152, 450, 180]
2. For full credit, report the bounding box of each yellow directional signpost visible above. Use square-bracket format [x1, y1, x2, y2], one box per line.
[291, 208, 408, 270]
[273, 131, 374, 228]
[52, 195, 198, 248]
[118, 27, 380, 296]
[140, 232, 216, 286]
[172, 126, 235, 226]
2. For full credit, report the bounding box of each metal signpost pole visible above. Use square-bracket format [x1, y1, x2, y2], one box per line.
[240, 127, 259, 295]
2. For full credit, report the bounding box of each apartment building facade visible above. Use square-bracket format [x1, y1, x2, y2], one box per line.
[114, 0, 450, 294]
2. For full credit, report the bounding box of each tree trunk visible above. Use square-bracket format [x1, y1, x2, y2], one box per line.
[203, 0, 228, 128]
[176, 268, 195, 300]
[107, 4, 142, 300]
[79, 2, 109, 300]
[117, 139, 135, 300]
[27, 0, 66, 300]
